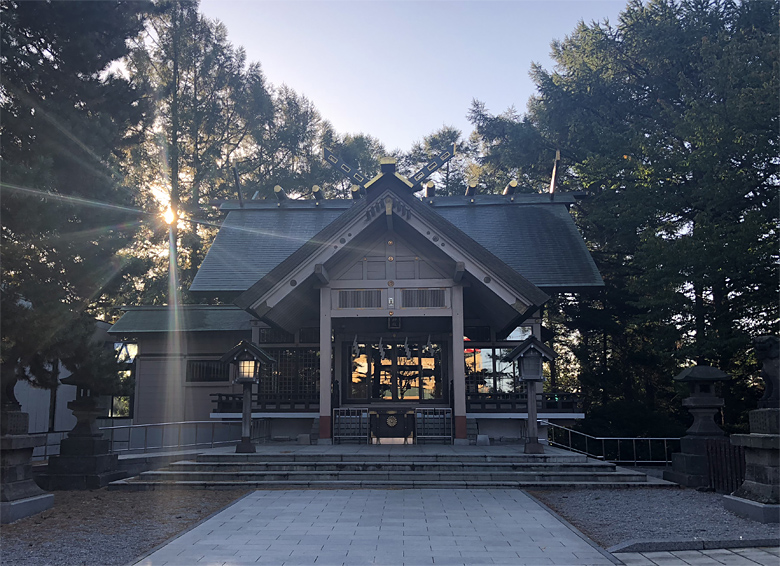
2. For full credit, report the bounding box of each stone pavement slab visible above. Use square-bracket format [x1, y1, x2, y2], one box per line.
[612, 547, 780, 566]
[133, 489, 617, 566]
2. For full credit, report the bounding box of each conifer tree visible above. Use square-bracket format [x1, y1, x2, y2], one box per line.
[0, 0, 150, 413]
[470, 0, 778, 430]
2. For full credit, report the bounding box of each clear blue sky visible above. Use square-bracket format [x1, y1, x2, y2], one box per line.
[199, 0, 626, 153]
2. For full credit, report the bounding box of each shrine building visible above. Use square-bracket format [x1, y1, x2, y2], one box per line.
[110, 152, 602, 444]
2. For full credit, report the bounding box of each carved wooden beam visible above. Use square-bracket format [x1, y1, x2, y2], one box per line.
[314, 263, 329, 285]
[453, 261, 465, 283]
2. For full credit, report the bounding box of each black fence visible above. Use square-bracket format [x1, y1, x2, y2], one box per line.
[706, 438, 746, 494]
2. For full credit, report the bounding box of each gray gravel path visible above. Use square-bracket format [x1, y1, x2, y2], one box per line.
[530, 488, 780, 549]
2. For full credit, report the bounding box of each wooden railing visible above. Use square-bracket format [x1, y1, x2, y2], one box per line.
[466, 392, 582, 413]
[210, 392, 319, 413]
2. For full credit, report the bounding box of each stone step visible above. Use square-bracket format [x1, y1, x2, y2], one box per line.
[167, 461, 617, 473]
[109, 478, 665, 491]
[194, 453, 589, 464]
[132, 469, 647, 483]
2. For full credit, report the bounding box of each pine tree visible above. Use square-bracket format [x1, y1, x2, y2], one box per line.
[469, 0, 779, 430]
[1, 0, 150, 413]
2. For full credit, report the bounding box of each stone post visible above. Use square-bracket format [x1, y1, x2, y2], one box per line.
[724, 335, 780, 523]
[524, 379, 544, 454]
[236, 381, 256, 453]
[664, 365, 730, 488]
[1, 405, 54, 524]
[1, 372, 54, 523]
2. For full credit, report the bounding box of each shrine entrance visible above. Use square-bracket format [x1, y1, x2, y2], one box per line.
[345, 338, 446, 403]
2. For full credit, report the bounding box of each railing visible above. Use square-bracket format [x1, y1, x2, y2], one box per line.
[100, 420, 245, 454]
[29, 431, 70, 462]
[466, 392, 582, 413]
[543, 420, 681, 466]
[211, 392, 319, 413]
[333, 408, 370, 444]
[415, 408, 452, 444]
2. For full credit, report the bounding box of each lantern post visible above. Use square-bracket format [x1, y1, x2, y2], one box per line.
[221, 341, 275, 454]
[502, 337, 556, 454]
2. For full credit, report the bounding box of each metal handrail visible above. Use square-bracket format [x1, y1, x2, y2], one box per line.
[332, 408, 370, 444]
[540, 419, 681, 466]
[29, 430, 70, 462]
[99, 420, 243, 454]
[415, 407, 453, 444]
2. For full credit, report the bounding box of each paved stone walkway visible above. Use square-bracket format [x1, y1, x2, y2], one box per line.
[614, 547, 779, 566]
[134, 489, 616, 565]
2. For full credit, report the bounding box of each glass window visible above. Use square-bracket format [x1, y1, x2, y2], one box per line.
[397, 344, 419, 400]
[371, 343, 393, 400]
[505, 326, 532, 341]
[465, 347, 492, 393]
[495, 349, 519, 393]
[349, 343, 369, 399]
[346, 340, 444, 402]
[420, 343, 443, 400]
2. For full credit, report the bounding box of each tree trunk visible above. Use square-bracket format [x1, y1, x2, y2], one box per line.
[694, 281, 706, 364]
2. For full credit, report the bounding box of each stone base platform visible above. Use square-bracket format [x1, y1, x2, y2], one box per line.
[724, 494, 780, 523]
[0, 492, 53, 524]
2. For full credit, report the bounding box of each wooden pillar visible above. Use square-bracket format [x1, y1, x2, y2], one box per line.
[452, 285, 467, 441]
[524, 380, 543, 453]
[318, 287, 332, 443]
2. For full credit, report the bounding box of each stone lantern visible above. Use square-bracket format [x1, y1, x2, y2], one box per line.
[664, 365, 729, 488]
[677, 365, 730, 436]
[222, 341, 275, 454]
[503, 337, 556, 454]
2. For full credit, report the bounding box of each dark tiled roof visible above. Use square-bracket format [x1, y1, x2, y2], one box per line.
[191, 192, 602, 294]
[432, 199, 602, 289]
[234, 183, 549, 313]
[190, 205, 348, 293]
[108, 306, 254, 334]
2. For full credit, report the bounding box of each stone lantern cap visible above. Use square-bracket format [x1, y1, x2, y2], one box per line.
[221, 340, 276, 366]
[674, 365, 730, 382]
[502, 336, 556, 363]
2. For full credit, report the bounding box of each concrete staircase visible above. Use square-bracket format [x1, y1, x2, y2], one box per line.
[109, 450, 667, 491]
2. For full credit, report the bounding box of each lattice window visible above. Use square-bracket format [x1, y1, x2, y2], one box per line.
[186, 360, 230, 382]
[338, 290, 382, 309]
[257, 327, 294, 343]
[297, 349, 319, 396]
[298, 327, 320, 344]
[258, 348, 320, 397]
[400, 288, 446, 308]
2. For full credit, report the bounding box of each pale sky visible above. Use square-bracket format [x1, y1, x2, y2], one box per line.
[199, 0, 626, 153]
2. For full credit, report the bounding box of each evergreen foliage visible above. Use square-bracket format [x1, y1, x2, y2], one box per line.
[469, 0, 778, 431]
[1, 0, 151, 403]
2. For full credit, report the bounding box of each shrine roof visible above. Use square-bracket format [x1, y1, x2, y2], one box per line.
[190, 192, 602, 295]
[108, 305, 254, 334]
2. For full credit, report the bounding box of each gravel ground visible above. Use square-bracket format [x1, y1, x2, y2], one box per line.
[530, 488, 780, 549]
[2, 487, 778, 565]
[0, 489, 249, 566]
